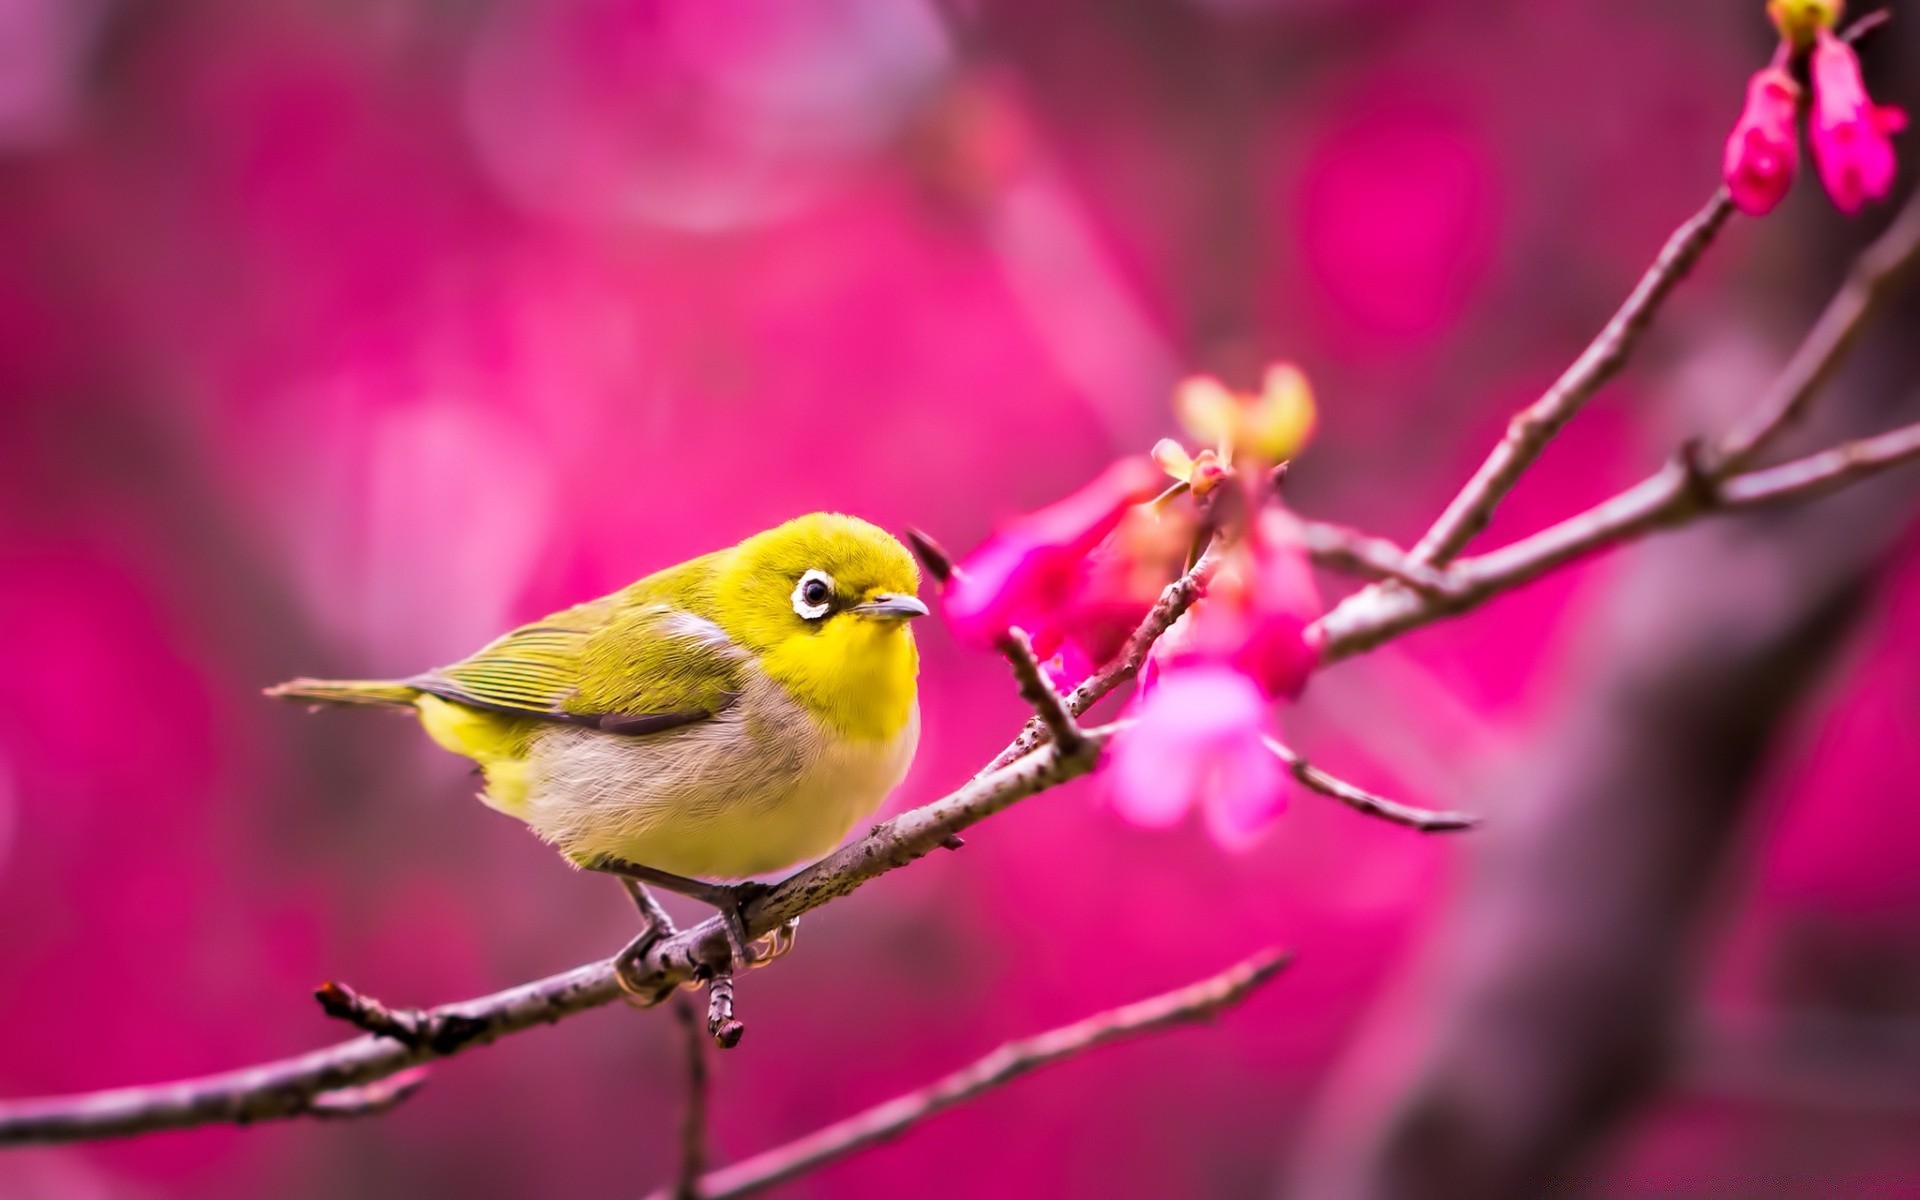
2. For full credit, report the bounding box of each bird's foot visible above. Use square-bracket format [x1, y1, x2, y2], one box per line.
[612, 878, 677, 1003]
[699, 881, 773, 970]
[585, 858, 787, 973]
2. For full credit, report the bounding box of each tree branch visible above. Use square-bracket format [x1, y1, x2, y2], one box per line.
[1409, 191, 1736, 566]
[1320, 184, 1920, 661]
[0, 725, 1118, 1147]
[1717, 418, 1920, 506]
[1289, 518, 1457, 596]
[651, 949, 1292, 1200]
[1263, 737, 1478, 833]
[1317, 422, 1920, 660]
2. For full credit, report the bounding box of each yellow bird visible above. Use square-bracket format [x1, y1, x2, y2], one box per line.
[269, 513, 926, 965]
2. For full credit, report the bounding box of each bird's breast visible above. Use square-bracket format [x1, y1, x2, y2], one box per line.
[523, 669, 918, 879]
[757, 622, 919, 742]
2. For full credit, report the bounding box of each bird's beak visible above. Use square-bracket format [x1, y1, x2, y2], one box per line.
[852, 593, 930, 620]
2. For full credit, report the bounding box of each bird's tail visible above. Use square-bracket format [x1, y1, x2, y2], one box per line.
[265, 677, 421, 709]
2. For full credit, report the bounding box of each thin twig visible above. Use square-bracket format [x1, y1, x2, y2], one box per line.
[672, 997, 710, 1200]
[1290, 518, 1456, 596]
[1718, 418, 1920, 505]
[1410, 191, 1736, 566]
[312, 980, 486, 1052]
[653, 950, 1292, 1200]
[903, 527, 956, 586]
[985, 546, 1220, 773]
[1263, 737, 1478, 832]
[995, 630, 1087, 755]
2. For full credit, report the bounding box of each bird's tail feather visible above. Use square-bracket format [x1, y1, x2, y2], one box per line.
[265, 677, 420, 709]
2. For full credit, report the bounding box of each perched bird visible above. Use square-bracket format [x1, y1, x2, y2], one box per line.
[269, 513, 926, 967]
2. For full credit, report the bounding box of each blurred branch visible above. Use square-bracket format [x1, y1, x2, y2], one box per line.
[1262, 737, 1478, 833]
[1409, 192, 1736, 566]
[651, 950, 1291, 1200]
[1289, 519, 1456, 596]
[672, 996, 711, 1200]
[1718, 418, 1920, 504]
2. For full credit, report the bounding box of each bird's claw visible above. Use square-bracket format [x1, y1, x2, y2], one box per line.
[758, 917, 800, 964]
[708, 881, 775, 970]
[612, 925, 675, 1005]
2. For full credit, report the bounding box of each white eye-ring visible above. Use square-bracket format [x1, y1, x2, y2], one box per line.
[791, 569, 835, 620]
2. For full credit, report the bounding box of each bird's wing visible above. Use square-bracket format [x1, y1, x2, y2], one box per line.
[413, 582, 745, 735]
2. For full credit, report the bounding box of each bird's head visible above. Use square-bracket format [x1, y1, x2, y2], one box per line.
[711, 513, 924, 737]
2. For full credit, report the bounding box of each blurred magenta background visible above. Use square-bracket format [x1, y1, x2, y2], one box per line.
[3, 0, 1919, 1195]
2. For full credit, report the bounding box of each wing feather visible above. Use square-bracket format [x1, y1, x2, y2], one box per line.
[415, 576, 743, 733]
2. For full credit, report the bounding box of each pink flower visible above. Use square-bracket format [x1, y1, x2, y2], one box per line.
[1809, 31, 1906, 215]
[1723, 66, 1802, 216]
[1107, 664, 1287, 849]
[1031, 503, 1191, 689]
[943, 455, 1164, 649]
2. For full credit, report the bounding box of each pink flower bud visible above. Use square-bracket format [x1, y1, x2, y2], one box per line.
[1809, 31, 1906, 215]
[1722, 66, 1802, 216]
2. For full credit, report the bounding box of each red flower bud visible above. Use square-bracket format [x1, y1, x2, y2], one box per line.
[1809, 31, 1906, 215]
[1723, 66, 1802, 216]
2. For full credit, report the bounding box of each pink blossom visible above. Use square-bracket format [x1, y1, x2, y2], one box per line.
[1030, 502, 1192, 689]
[1809, 31, 1906, 215]
[1107, 664, 1287, 849]
[942, 456, 1163, 650]
[1722, 66, 1802, 216]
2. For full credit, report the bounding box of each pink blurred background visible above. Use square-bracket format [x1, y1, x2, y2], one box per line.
[3, 0, 1919, 1195]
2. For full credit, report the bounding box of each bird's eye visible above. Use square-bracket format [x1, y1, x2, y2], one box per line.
[791, 569, 835, 620]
